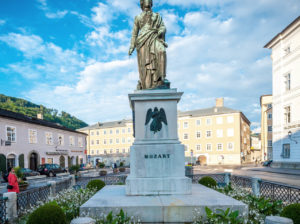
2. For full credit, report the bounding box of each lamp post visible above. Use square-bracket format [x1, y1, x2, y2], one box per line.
[190, 150, 193, 166]
[288, 131, 298, 144]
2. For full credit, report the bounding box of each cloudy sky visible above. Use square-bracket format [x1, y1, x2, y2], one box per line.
[0, 0, 299, 130]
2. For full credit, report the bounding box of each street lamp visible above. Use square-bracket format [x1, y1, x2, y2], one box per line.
[190, 150, 193, 165]
[288, 131, 298, 144]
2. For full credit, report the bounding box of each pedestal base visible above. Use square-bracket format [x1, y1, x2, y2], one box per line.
[80, 184, 248, 223]
[126, 175, 192, 195]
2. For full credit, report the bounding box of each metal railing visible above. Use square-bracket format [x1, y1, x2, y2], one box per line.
[0, 196, 7, 224]
[17, 185, 51, 215]
[17, 178, 71, 215]
[191, 173, 300, 204]
[76, 175, 127, 188]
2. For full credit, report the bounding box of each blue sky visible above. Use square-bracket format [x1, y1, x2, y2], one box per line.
[0, 0, 299, 131]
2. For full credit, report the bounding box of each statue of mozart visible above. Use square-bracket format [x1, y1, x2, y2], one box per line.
[129, 0, 169, 90]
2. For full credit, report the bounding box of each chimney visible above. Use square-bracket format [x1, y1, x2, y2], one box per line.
[37, 113, 43, 120]
[216, 98, 224, 107]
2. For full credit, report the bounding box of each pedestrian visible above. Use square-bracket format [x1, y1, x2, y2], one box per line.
[7, 167, 20, 193]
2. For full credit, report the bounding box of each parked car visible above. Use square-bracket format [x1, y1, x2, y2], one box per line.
[262, 160, 273, 167]
[21, 168, 40, 177]
[37, 164, 67, 177]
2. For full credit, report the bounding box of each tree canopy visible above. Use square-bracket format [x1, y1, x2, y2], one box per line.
[0, 94, 88, 130]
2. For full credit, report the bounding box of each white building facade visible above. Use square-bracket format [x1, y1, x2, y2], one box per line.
[265, 16, 300, 168]
[0, 109, 87, 173]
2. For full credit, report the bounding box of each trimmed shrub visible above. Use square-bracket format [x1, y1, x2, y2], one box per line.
[198, 176, 217, 188]
[98, 162, 105, 168]
[119, 167, 126, 172]
[27, 202, 66, 224]
[99, 170, 107, 176]
[120, 162, 124, 167]
[86, 179, 105, 191]
[281, 203, 300, 223]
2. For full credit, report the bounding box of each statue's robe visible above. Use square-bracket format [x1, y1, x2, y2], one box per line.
[130, 11, 167, 89]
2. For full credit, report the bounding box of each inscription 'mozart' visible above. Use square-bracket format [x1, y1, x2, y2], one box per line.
[144, 154, 170, 159]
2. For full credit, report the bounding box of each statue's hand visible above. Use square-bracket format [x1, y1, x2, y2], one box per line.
[129, 48, 134, 56]
[158, 30, 164, 37]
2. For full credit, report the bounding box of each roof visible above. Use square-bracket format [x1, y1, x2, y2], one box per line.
[78, 119, 132, 131]
[0, 108, 87, 135]
[178, 106, 251, 125]
[264, 16, 300, 48]
[260, 94, 272, 106]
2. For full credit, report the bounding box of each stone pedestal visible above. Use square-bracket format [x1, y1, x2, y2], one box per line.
[126, 89, 191, 195]
[80, 185, 248, 223]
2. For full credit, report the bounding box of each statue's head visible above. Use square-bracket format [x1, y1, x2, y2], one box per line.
[140, 0, 153, 11]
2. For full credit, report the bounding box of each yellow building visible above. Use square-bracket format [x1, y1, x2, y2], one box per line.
[260, 95, 272, 161]
[78, 120, 133, 166]
[79, 98, 251, 166]
[178, 98, 251, 165]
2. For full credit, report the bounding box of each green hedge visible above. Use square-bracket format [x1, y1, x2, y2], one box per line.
[281, 203, 300, 223]
[27, 202, 66, 224]
[86, 179, 105, 191]
[198, 176, 217, 188]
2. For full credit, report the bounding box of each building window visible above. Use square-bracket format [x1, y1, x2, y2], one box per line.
[47, 158, 53, 164]
[217, 144, 223, 151]
[184, 145, 188, 151]
[285, 73, 291, 91]
[206, 118, 212, 125]
[282, 144, 290, 158]
[196, 144, 201, 151]
[91, 132, 94, 136]
[116, 138, 119, 144]
[91, 140, 94, 145]
[104, 130, 107, 135]
[104, 149, 107, 154]
[96, 140, 99, 145]
[110, 139, 113, 144]
[78, 137, 83, 147]
[91, 150, 94, 155]
[122, 128, 125, 133]
[227, 128, 234, 137]
[268, 113, 272, 120]
[122, 138, 125, 143]
[268, 140, 272, 147]
[217, 129, 223, 138]
[206, 144, 212, 151]
[268, 126, 272, 132]
[128, 137, 131, 143]
[58, 134, 64, 146]
[216, 117, 223, 124]
[97, 150, 99, 154]
[45, 132, 53, 145]
[28, 129, 37, 144]
[227, 116, 234, 123]
[284, 106, 291, 124]
[196, 131, 201, 139]
[184, 133, 189, 140]
[227, 142, 234, 151]
[69, 136, 75, 146]
[267, 104, 272, 109]
[183, 122, 188, 129]
[110, 130, 113, 134]
[196, 120, 201, 126]
[6, 126, 16, 142]
[206, 131, 212, 138]
[104, 139, 107, 145]
[128, 128, 131, 133]
[116, 129, 119, 134]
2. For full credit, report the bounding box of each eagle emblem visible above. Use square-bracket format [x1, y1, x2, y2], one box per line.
[145, 107, 168, 133]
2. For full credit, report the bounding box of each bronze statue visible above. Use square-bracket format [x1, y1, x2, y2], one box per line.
[129, 0, 168, 90]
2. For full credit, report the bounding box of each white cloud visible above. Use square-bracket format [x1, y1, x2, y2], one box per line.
[91, 3, 112, 24]
[0, 20, 6, 25]
[45, 10, 68, 19]
[0, 33, 85, 81]
[36, 0, 68, 19]
[160, 10, 181, 35]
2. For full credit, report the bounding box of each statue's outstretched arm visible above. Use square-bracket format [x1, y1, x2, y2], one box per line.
[129, 17, 139, 55]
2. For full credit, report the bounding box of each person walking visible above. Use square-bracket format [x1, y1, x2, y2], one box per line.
[7, 167, 19, 193]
